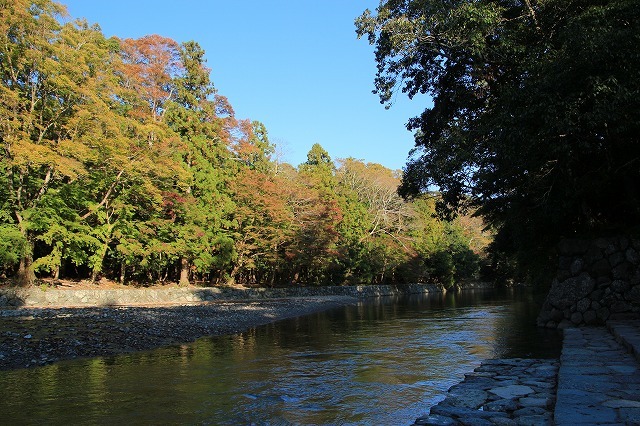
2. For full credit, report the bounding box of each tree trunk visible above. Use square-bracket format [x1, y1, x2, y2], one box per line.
[91, 238, 111, 283]
[17, 250, 35, 286]
[179, 257, 190, 286]
[14, 212, 35, 286]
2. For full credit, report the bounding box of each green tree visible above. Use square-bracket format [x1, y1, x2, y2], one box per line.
[288, 144, 344, 285]
[0, 1, 136, 284]
[410, 195, 482, 286]
[163, 40, 236, 285]
[357, 0, 640, 280]
[299, 143, 336, 191]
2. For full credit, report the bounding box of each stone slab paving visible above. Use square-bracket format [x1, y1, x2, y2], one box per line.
[413, 358, 558, 426]
[555, 326, 640, 425]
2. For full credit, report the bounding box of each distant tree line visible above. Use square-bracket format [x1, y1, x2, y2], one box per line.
[0, 0, 489, 287]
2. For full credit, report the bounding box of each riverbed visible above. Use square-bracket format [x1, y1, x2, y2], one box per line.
[0, 289, 562, 425]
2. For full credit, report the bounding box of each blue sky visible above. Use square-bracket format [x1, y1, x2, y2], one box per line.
[61, 1, 432, 171]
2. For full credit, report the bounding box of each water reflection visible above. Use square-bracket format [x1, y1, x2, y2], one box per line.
[0, 289, 561, 425]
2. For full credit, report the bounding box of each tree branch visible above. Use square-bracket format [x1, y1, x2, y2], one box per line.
[81, 169, 125, 220]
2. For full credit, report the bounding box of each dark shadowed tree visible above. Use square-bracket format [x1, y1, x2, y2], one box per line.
[357, 0, 640, 280]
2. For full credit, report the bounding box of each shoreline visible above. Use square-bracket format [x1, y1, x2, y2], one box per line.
[0, 295, 358, 371]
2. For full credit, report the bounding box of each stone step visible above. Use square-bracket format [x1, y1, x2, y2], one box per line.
[608, 320, 640, 364]
[554, 327, 640, 425]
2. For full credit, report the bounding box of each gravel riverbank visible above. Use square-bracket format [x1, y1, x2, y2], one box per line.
[0, 295, 357, 370]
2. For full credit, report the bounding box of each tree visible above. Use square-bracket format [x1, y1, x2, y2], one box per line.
[288, 145, 344, 285]
[228, 168, 292, 285]
[336, 158, 413, 283]
[0, 0, 134, 284]
[119, 34, 182, 123]
[163, 40, 236, 285]
[299, 143, 336, 191]
[357, 0, 640, 280]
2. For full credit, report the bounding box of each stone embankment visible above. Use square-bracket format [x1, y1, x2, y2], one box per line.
[0, 283, 442, 308]
[413, 359, 558, 425]
[413, 320, 640, 426]
[454, 282, 496, 291]
[538, 237, 640, 328]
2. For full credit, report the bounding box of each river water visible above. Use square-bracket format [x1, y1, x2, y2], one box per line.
[0, 289, 561, 425]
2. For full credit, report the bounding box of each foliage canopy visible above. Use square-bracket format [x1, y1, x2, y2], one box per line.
[357, 0, 640, 278]
[0, 0, 489, 287]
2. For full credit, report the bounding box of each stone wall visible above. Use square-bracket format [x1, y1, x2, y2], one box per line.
[538, 237, 640, 328]
[456, 281, 495, 291]
[0, 283, 444, 308]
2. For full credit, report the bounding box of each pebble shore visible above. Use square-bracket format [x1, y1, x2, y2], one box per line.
[0, 296, 357, 370]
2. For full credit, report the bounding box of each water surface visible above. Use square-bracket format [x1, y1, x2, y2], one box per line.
[0, 289, 561, 425]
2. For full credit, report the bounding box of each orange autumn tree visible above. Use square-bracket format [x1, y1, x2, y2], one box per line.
[228, 122, 293, 284]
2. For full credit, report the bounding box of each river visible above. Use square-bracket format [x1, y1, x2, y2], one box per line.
[0, 289, 562, 425]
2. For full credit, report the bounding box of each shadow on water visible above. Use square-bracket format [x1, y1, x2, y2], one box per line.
[0, 288, 562, 425]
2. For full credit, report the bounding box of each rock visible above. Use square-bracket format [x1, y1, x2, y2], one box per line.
[413, 415, 457, 426]
[570, 312, 583, 325]
[611, 301, 631, 313]
[611, 280, 630, 293]
[583, 310, 598, 325]
[546, 273, 595, 310]
[602, 399, 640, 408]
[591, 259, 612, 279]
[512, 407, 546, 416]
[626, 286, 640, 303]
[490, 418, 517, 426]
[619, 406, 640, 424]
[519, 397, 552, 408]
[613, 262, 634, 280]
[576, 298, 591, 313]
[608, 252, 626, 268]
[626, 248, 640, 265]
[484, 398, 519, 412]
[570, 258, 585, 275]
[596, 307, 610, 321]
[515, 415, 552, 426]
[488, 385, 534, 399]
[604, 241, 618, 255]
[443, 389, 488, 409]
[458, 418, 493, 426]
[557, 319, 574, 329]
[536, 310, 553, 325]
[620, 237, 630, 251]
[431, 405, 504, 420]
[585, 246, 604, 265]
